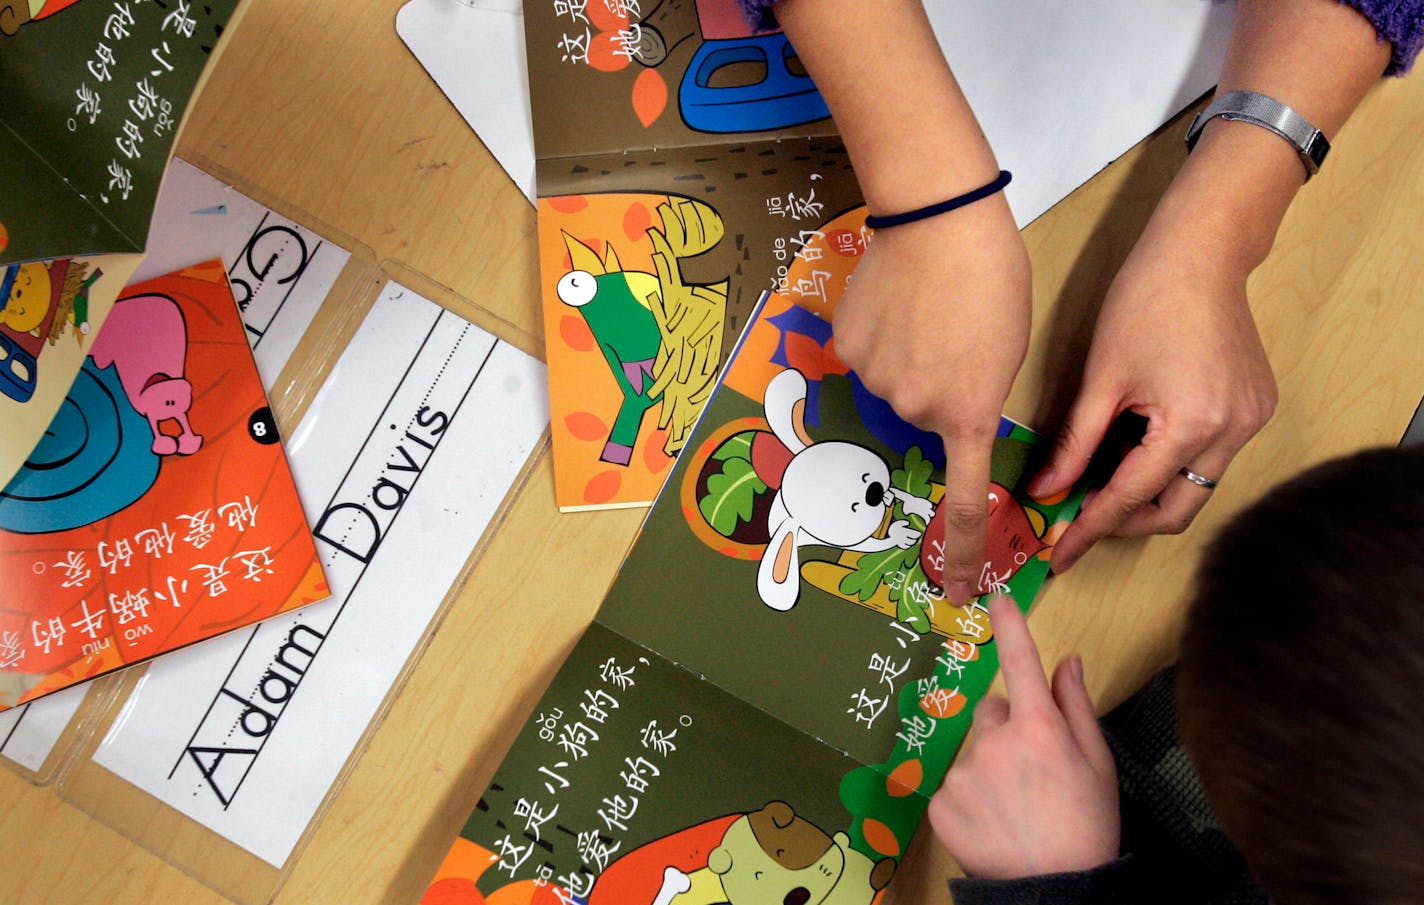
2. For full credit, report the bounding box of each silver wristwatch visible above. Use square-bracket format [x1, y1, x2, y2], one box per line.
[1185, 90, 1330, 179]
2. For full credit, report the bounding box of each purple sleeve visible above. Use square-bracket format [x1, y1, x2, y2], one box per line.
[1339, 0, 1424, 74]
[737, 0, 1421, 76]
[737, 0, 778, 30]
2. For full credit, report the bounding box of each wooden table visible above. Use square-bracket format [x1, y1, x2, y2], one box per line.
[5, 2, 1422, 903]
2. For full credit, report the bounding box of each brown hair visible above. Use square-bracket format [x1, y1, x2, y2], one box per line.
[1178, 444, 1424, 904]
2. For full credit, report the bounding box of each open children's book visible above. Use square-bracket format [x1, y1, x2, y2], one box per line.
[523, 0, 880, 510]
[425, 275, 1085, 903]
[0, 0, 242, 487]
[0, 260, 327, 710]
[441, 0, 1239, 509]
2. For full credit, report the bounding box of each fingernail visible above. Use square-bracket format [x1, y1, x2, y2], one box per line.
[1071, 654, 1084, 683]
[1028, 468, 1056, 497]
[1054, 552, 1078, 574]
[945, 580, 974, 606]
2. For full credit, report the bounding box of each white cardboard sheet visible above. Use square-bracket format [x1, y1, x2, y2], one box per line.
[131, 157, 353, 383]
[91, 282, 548, 866]
[396, 0, 1235, 226]
[398, 0, 536, 203]
[928, 2, 1234, 225]
[0, 684, 86, 772]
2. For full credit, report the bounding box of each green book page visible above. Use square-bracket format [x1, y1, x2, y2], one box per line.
[0, 0, 239, 265]
[596, 288, 1082, 768]
[0, 125, 131, 262]
[452, 622, 879, 903]
[433, 288, 1086, 904]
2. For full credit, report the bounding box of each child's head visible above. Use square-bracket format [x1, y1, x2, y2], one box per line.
[1178, 444, 1424, 904]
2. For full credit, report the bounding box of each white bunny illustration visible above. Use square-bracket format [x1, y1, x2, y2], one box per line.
[756, 369, 935, 611]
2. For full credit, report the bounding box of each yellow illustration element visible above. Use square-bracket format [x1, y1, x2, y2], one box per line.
[560, 197, 729, 460]
[2, 260, 92, 346]
[646, 198, 729, 455]
[660, 802, 893, 905]
[50, 261, 92, 344]
[2, 262, 52, 334]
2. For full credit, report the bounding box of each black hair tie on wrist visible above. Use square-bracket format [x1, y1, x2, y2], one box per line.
[864, 170, 1013, 230]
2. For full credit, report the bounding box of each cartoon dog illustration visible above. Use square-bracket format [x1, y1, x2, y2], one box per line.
[88, 292, 202, 456]
[0, 0, 82, 36]
[755, 368, 935, 611]
[649, 801, 895, 905]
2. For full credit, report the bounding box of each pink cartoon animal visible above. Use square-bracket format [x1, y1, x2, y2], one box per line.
[89, 292, 203, 456]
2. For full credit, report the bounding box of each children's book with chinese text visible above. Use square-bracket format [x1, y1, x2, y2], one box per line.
[540, 139, 864, 510]
[524, 0, 835, 158]
[522, 0, 875, 510]
[0, 0, 242, 488]
[0, 259, 328, 710]
[443, 0, 1238, 508]
[425, 275, 1086, 903]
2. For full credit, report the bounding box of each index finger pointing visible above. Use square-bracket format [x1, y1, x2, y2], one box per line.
[985, 595, 1054, 716]
[936, 430, 993, 605]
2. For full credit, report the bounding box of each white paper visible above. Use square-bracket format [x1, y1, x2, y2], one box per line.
[93, 282, 548, 866]
[926, 2, 1234, 225]
[398, 0, 536, 203]
[131, 157, 353, 382]
[396, 0, 1233, 226]
[0, 684, 86, 772]
[1, 158, 352, 775]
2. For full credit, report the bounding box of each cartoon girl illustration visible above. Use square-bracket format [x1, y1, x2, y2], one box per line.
[0, 259, 96, 402]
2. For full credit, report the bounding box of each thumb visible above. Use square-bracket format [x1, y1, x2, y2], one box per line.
[1029, 384, 1117, 499]
[1052, 655, 1114, 775]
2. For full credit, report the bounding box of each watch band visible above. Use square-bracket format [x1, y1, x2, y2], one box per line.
[1184, 89, 1330, 179]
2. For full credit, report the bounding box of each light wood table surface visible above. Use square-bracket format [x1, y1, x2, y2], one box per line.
[5, 2, 1422, 903]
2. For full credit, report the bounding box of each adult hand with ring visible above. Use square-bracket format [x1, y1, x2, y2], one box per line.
[1178, 468, 1220, 490]
[1024, 0, 1398, 573]
[1027, 180, 1278, 573]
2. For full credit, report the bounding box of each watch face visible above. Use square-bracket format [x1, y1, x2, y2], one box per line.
[1306, 132, 1331, 170]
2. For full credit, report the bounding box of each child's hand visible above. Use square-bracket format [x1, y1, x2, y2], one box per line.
[832, 197, 1031, 605]
[928, 596, 1120, 880]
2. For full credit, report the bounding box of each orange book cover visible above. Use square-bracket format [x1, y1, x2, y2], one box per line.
[0, 259, 328, 710]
